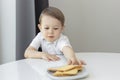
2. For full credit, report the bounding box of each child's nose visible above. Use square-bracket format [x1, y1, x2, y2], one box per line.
[49, 29, 54, 34]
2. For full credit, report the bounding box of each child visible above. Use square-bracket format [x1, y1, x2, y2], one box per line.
[24, 7, 85, 65]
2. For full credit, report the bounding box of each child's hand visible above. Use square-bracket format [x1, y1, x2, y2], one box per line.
[41, 52, 60, 61]
[67, 58, 86, 65]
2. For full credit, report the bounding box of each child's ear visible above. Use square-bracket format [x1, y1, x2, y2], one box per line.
[38, 24, 42, 30]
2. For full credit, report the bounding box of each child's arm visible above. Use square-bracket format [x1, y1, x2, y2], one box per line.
[24, 46, 60, 61]
[62, 46, 85, 65]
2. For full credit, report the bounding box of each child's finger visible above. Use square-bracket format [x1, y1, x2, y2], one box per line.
[48, 55, 59, 61]
[42, 56, 51, 61]
[67, 59, 72, 65]
[79, 59, 86, 65]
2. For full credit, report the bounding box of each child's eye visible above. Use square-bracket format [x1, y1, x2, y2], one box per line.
[44, 27, 49, 30]
[54, 28, 59, 30]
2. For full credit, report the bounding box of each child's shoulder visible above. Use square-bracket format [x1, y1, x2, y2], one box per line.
[35, 32, 44, 40]
[37, 32, 42, 35]
[58, 34, 69, 41]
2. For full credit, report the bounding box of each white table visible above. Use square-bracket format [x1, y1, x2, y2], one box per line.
[0, 52, 120, 80]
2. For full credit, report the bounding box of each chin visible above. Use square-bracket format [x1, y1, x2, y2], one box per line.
[46, 39, 54, 42]
[47, 39, 57, 42]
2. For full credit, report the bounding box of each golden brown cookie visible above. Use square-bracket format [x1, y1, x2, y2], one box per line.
[53, 68, 78, 76]
[48, 65, 82, 72]
[48, 65, 83, 77]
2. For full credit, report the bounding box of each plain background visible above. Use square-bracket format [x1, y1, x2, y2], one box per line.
[0, 0, 16, 64]
[49, 0, 120, 52]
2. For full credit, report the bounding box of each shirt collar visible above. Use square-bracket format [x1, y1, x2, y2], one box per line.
[45, 40, 58, 46]
[41, 36, 57, 45]
[40, 32, 62, 45]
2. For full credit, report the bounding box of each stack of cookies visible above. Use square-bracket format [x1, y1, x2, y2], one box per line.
[48, 65, 83, 76]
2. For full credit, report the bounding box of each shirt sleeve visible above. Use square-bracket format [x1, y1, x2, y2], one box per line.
[29, 32, 41, 50]
[57, 35, 72, 51]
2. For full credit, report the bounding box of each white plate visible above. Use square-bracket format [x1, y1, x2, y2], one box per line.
[47, 66, 89, 80]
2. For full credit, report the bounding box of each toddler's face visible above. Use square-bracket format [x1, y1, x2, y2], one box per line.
[39, 15, 64, 42]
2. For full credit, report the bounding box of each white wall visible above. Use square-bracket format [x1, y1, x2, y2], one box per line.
[0, 1, 2, 64]
[0, 0, 16, 64]
[49, 0, 120, 53]
[0, 0, 35, 64]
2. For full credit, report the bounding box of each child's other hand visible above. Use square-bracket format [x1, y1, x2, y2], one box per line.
[42, 53, 60, 61]
[67, 58, 86, 65]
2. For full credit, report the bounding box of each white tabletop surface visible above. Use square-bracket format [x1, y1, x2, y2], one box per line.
[0, 52, 120, 80]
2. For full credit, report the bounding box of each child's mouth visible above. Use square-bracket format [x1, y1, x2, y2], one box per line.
[48, 36, 54, 38]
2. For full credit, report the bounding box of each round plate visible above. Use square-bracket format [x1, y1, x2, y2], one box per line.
[47, 67, 89, 80]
